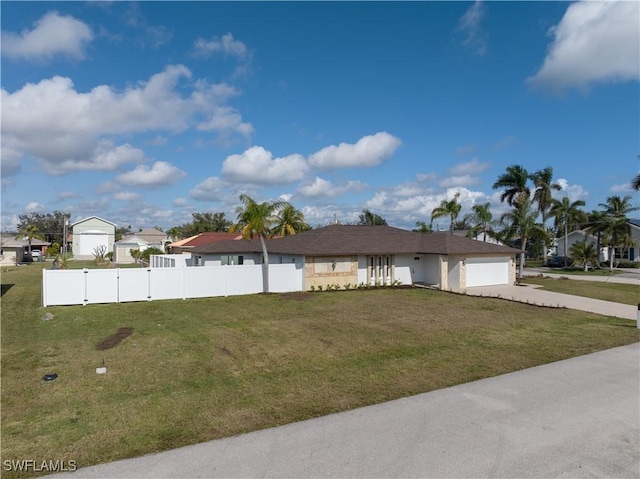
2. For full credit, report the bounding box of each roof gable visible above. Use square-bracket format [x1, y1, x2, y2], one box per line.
[71, 216, 116, 228]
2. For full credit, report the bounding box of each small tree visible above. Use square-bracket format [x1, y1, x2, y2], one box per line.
[93, 245, 108, 264]
[140, 247, 164, 263]
[569, 240, 597, 272]
[130, 248, 141, 264]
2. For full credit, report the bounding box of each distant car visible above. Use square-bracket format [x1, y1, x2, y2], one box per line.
[31, 250, 41, 257]
[548, 255, 571, 267]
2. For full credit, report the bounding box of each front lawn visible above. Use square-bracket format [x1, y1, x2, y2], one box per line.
[2, 263, 639, 478]
[520, 276, 640, 306]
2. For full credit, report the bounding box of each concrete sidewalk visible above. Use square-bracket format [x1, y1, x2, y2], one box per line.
[47, 343, 640, 479]
[466, 283, 638, 320]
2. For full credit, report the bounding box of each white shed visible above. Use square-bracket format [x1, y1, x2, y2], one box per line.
[71, 216, 116, 260]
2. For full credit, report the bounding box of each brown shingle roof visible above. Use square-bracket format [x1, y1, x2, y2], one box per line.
[181, 232, 242, 248]
[190, 225, 520, 256]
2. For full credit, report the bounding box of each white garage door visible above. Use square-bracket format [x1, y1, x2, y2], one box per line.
[465, 257, 510, 287]
[79, 232, 108, 256]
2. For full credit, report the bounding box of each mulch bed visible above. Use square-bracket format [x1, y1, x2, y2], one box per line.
[96, 327, 134, 350]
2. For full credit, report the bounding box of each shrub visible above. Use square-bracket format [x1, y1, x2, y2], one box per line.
[48, 242, 60, 257]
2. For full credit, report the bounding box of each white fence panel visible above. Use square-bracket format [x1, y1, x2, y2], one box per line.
[118, 269, 150, 302]
[42, 263, 305, 306]
[226, 265, 264, 295]
[43, 270, 86, 306]
[150, 268, 184, 300]
[269, 264, 303, 292]
[86, 269, 119, 304]
[184, 267, 226, 298]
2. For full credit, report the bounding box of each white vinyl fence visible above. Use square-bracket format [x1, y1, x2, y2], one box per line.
[42, 264, 304, 307]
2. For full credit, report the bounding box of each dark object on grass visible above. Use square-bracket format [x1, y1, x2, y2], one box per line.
[43, 373, 58, 381]
[96, 327, 134, 350]
[547, 256, 571, 267]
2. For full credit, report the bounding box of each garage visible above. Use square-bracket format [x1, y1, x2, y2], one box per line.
[465, 256, 510, 287]
[78, 231, 109, 256]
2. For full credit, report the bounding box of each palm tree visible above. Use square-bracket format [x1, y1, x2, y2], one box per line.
[549, 197, 587, 268]
[598, 195, 639, 271]
[413, 221, 433, 233]
[569, 240, 598, 272]
[530, 167, 561, 264]
[492, 165, 530, 208]
[430, 192, 461, 233]
[583, 210, 607, 268]
[16, 224, 46, 259]
[631, 173, 640, 191]
[463, 202, 497, 242]
[358, 209, 387, 226]
[499, 200, 546, 281]
[229, 194, 286, 293]
[272, 204, 310, 236]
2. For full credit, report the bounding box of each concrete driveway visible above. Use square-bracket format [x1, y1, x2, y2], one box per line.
[47, 343, 639, 479]
[466, 283, 638, 320]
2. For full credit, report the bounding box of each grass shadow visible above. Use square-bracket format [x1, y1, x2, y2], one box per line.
[1, 284, 14, 296]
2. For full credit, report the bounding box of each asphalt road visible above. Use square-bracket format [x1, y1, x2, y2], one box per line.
[47, 343, 640, 479]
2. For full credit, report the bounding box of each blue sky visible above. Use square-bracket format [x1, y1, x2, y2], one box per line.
[2, 1, 639, 232]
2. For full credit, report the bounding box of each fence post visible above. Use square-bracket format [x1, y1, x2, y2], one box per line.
[42, 269, 47, 307]
[83, 268, 89, 306]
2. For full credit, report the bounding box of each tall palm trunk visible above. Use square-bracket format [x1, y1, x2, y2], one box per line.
[519, 236, 527, 281]
[259, 234, 270, 293]
[563, 221, 568, 268]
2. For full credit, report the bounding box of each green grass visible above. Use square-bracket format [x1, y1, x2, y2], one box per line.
[521, 276, 640, 306]
[2, 263, 639, 478]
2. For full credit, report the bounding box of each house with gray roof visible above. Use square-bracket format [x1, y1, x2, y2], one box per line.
[114, 228, 170, 263]
[189, 224, 521, 292]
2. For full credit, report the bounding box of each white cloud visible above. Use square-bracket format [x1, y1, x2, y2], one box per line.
[440, 175, 482, 188]
[297, 177, 366, 198]
[456, 1, 487, 56]
[554, 178, 589, 203]
[1, 11, 94, 62]
[308, 132, 401, 170]
[416, 173, 437, 182]
[222, 146, 308, 185]
[56, 191, 79, 200]
[492, 135, 516, 151]
[455, 144, 476, 156]
[25, 202, 45, 213]
[197, 105, 254, 139]
[173, 197, 190, 207]
[114, 191, 141, 201]
[449, 158, 491, 176]
[529, 1, 640, 91]
[1, 65, 253, 177]
[609, 183, 633, 194]
[190, 176, 227, 201]
[116, 161, 187, 188]
[193, 33, 248, 58]
[43, 141, 147, 175]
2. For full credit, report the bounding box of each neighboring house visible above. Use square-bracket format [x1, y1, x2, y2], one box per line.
[627, 219, 640, 262]
[168, 232, 242, 255]
[556, 230, 608, 263]
[114, 228, 170, 263]
[453, 230, 504, 246]
[0, 236, 50, 265]
[71, 216, 116, 260]
[189, 224, 521, 292]
[558, 220, 640, 263]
